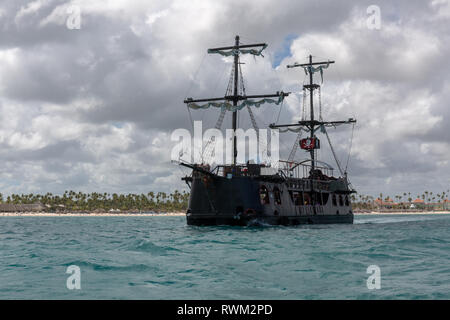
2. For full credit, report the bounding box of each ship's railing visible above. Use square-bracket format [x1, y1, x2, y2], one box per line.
[191, 161, 349, 192]
[278, 160, 335, 180]
[212, 163, 275, 177]
[285, 179, 330, 190]
[188, 161, 338, 182]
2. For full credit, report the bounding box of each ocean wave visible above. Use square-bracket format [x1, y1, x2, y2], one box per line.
[63, 260, 157, 272]
[131, 240, 181, 255]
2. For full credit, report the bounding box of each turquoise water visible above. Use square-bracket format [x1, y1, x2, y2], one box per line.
[0, 214, 449, 299]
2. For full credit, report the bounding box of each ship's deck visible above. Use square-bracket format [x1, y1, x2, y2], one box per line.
[185, 160, 353, 194]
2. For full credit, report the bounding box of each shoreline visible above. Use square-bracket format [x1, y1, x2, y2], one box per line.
[0, 211, 449, 217]
[0, 212, 186, 217]
[354, 211, 450, 215]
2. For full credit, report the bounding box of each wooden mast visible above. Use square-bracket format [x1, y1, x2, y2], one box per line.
[232, 35, 239, 166]
[308, 55, 315, 174]
[184, 35, 288, 166]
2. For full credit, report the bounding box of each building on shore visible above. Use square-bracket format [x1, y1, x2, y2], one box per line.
[374, 197, 396, 209]
[410, 198, 450, 211]
[372, 197, 450, 211]
[410, 198, 425, 209]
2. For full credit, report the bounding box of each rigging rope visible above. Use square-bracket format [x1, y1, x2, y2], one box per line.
[275, 97, 284, 124]
[287, 130, 302, 163]
[241, 60, 273, 165]
[239, 60, 246, 96]
[184, 53, 208, 131]
[247, 107, 259, 139]
[226, 62, 235, 96]
[284, 88, 307, 162]
[302, 89, 307, 121]
[202, 109, 227, 163]
[318, 86, 322, 121]
[344, 122, 355, 173]
[322, 125, 344, 177]
[247, 105, 271, 164]
[184, 53, 207, 100]
[200, 58, 235, 163]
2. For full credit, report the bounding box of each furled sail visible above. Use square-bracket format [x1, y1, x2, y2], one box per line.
[187, 92, 286, 112]
[207, 44, 268, 57]
[302, 61, 330, 83]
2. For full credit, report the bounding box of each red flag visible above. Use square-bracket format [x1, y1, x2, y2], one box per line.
[300, 138, 319, 150]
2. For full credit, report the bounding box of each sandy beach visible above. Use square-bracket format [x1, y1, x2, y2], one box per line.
[354, 211, 450, 215]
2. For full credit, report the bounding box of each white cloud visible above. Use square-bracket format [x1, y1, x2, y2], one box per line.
[15, 0, 52, 23]
[146, 9, 169, 26]
[431, 0, 450, 18]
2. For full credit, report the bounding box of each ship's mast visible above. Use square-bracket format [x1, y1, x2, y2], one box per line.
[300, 55, 336, 173]
[308, 55, 316, 173]
[271, 56, 356, 177]
[184, 35, 287, 166]
[232, 36, 239, 165]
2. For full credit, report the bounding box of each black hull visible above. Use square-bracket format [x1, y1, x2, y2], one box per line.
[185, 173, 354, 227]
[187, 213, 353, 226]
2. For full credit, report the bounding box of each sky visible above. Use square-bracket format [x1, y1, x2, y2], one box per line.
[0, 0, 449, 199]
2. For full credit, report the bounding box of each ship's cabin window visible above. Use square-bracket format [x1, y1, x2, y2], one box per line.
[345, 195, 350, 206]
[332, 194, 337, 206]
[292, 191, 303, 206]
[273, 187, 282, 205]
[339, 195, 344, 206]
[322, 193, 329, 205]
[260, 186, 270, 205]
[304, 192, 311, 205]
[315, 192, 324, 205]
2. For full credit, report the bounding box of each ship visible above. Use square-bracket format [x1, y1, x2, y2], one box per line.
[179, 35, 356, 226]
